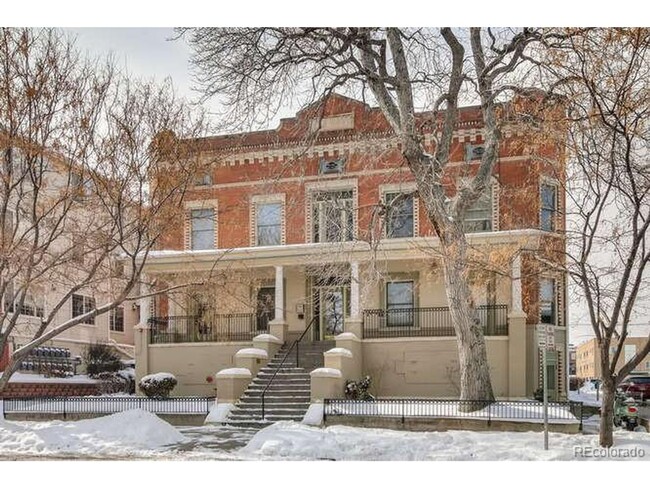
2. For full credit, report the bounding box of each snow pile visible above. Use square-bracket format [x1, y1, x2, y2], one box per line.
[205, 402, 234, 424]
[0, 410, 186, 456]
[301, 404, 324, 426]
[242, 421, 650, 461]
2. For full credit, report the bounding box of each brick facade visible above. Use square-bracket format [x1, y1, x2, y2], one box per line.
[0, 381, 99, 398]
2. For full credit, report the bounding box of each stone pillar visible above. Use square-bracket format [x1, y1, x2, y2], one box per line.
[324, 348, 354, 381]
[508, 311, 528, 398]
[336, 332, 362, 380]
[215, 368, 252, 404]
[253, 333, 283, 359]
[269, 265, 288, 342]
[234, 348, 269, 377]
[310, 367, 344, 403]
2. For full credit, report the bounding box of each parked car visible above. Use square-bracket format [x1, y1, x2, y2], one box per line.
[618, 375, 650, 403]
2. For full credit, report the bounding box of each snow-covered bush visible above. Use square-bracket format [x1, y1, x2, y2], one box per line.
[138, 372, 177, 398]
[97, 368, 136, 395]
[83, 343, 122, 377]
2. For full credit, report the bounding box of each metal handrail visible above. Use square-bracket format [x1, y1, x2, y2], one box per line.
[261, 316, 318, 420]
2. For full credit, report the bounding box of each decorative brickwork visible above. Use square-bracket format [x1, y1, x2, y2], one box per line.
[0, 381, 99, 398]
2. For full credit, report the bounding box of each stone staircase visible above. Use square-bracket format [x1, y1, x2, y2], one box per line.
[223, 340, 334, 428]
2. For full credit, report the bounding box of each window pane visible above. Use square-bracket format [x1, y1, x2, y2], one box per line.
[541, 184, 556, 231]
[191, 209, 214, 250]
[387, 281, 414, 308]
[312, 190, 353, 242]
[257, 203, 282, 246]
[386, 193, 414, 238]
[462, 190, 492, 233]
[540, 278, 555, 325]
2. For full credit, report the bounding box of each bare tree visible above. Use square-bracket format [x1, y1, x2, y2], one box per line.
[543, 27, 650, 446]
[179, 27, 546, 405]
[0, 28, 206, 391]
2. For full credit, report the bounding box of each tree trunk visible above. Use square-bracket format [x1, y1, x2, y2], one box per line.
[441, 232, 495, 409]
[599, 377, 615, 447]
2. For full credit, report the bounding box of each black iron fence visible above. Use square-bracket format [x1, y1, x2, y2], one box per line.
[2, 396, 215, 418]
[362, 305, 508, 339]
[149, 314, 263, 344]
[324, 398, 584, 430]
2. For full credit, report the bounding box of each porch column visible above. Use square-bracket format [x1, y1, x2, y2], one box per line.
[508, 255, 527, 398]
[134, 275, 151, 396]
[274, 265, 284, 322]
[269, 265, 288, 342]
[346, 261, 363, 338]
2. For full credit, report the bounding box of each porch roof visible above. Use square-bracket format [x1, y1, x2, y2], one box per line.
[137, 229, 544, 274]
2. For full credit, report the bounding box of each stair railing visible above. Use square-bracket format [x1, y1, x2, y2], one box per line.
[295, 315, 318, 368]
[260, 316, 318, 420]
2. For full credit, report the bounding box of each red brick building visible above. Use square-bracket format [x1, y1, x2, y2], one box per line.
[135, 94, 567, 401]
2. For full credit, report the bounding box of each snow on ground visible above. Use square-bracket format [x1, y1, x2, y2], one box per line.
[0, 409, 187, 457]
[0, 372, 99, 383]
[569, 381, 602, 407]
[0, 411, 647, 460]
[242, 421, 650, 461]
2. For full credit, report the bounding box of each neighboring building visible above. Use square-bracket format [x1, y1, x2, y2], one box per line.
[135, 93, 568, 401]
[576, 337, 650, 380]
[0, 149, 137, 374]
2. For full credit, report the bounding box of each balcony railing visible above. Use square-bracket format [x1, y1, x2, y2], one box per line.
[362, 304, 508, 339]
[148, 314, 263, 344]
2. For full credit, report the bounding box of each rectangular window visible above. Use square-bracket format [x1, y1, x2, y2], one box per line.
[72, 294, 96, 325]
[462, 190, 492, 233]
[386, 280, 414, 327]
[624, 344, 636, 363]
[312, 190, 354, 243]
[541, 183, 557, 232]
[540, 278, 556, 325]
[190, 208, 215, 250]
[193, 172, 212, 186]
[256, 202, 282, 246]
[110, 307, 125, 332]
[385, 193, 414, 238]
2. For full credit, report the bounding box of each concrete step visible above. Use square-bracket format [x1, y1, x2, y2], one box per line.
[243, 389, 311, 397]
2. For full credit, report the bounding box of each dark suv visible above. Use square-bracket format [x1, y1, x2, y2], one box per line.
[618, 375, 650, 403]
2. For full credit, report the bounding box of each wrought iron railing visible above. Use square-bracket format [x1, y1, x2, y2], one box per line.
[148, 314, 262, 344]
[362, 304, 508, 339]
[324, 398, 584, 430]
[2, 396, 215, 418]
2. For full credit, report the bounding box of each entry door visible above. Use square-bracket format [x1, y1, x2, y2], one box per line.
[319, 288, 345, 339]
[256, 287, 275, 331]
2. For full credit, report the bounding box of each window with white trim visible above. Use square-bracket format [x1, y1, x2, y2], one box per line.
[256, 202, 282, 246]
[540, 278, 556, 325]
[72, 294, 96, 325]
[385, 192, 414, 238]
[540, 183, 557, 232]
[462, 188, 492, 233]
[193, 172, 212, 186]
[312, 190, 354, 243]
[190, 208, 215, 250]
